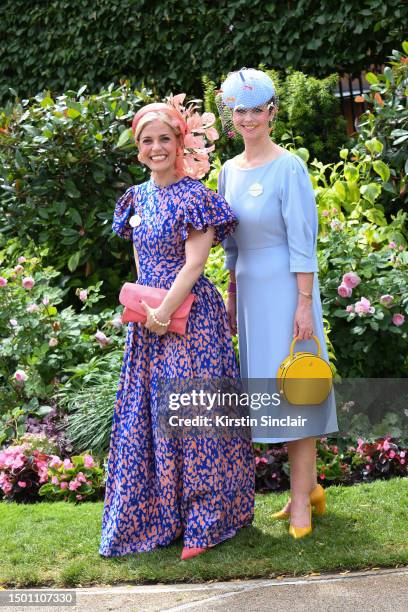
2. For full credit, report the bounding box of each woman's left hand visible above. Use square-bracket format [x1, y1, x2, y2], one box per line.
[140, 300, 170, 336]
[293, 301, 314, 340]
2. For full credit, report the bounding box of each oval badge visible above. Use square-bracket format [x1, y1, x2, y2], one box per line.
[129, 214, 142, 228]
[249, 182, 263, 197]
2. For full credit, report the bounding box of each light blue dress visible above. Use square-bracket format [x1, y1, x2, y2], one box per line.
[219, 152, 338, 443]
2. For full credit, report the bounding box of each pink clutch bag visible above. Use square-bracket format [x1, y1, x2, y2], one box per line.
[119, 282, 196, 335]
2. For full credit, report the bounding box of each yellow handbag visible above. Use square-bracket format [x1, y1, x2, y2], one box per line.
[277, 335, 333, 405]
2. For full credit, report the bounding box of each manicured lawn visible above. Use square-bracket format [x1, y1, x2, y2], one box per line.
[1, 479, 407, 587]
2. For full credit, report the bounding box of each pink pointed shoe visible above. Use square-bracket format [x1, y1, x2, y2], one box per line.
[180, 546, 207, 560]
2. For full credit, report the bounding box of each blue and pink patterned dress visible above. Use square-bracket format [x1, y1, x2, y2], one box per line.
[99, 176, 255, 557]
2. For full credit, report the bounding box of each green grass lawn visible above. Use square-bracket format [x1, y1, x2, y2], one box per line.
[1, 479, 407, 588]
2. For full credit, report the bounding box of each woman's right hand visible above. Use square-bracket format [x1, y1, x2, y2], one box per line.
[226, 293, 237, 336]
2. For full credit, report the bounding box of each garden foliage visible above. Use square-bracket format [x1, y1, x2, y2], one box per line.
[0, 85, 151, 301]
[354, 44, 408, 216]
[0, 45, 407, 500]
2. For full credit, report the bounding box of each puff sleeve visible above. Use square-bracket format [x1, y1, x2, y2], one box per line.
[280, 155, 318, 273]
[112, 186, 135, 240]
[181, 180, 238, 246]
[218, 165, 238, 271]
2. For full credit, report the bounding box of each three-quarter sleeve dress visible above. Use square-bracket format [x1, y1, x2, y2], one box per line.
[99, 176, 254, 557]
[220, 153, 338, 442]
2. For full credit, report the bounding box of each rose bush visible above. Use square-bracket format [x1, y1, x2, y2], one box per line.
[0, 244, 126, 445]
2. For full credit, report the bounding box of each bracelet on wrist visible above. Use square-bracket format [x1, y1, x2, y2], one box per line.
[151, 310, 171, 327]
[298, 290, 312, 300]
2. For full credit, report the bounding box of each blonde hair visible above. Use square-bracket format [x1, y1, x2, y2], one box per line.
[134, 111, 182, 142]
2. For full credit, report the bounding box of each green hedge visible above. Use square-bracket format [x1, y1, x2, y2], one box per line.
[0, 0, 407, 104]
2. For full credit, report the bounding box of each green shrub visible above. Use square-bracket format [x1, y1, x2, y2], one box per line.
[351, 43, 408, 217]
[0, 243, 126, 444]
[0, 85, 152, 303]
[310, 141, 408, 377]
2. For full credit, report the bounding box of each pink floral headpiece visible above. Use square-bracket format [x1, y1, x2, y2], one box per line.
[131, 93, 219, 180]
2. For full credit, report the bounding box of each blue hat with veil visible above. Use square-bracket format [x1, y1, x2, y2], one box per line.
[220, 68, 276, 110]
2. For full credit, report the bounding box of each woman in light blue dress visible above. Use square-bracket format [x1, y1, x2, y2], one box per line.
[217, 68, 338, 538]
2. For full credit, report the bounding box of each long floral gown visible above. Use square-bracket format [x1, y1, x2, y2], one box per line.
[99, 176, 255, 557]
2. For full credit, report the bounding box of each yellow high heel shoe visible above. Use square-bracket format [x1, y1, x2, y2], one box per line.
[309, 484, 326, 516]
[271, 484, 326, 520]
[288, 504, 312, 539]
[270, 506, 290, 520]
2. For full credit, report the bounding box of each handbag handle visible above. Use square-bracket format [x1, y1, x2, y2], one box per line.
[290, 335, 321, 358]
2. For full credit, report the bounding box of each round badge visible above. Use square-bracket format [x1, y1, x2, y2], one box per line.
[129, 214, 142, 228]
[249, 182, 263, 197]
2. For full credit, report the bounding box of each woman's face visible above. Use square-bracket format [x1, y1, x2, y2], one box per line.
[138, 120, 179, 174]
[232, 104, 272, 139]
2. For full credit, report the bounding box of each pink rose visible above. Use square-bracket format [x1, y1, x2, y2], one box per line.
[76, 471, 87, 482]
[388, 241, 396, 248]
[26, 303, 39, 313]
[18, 256, 26, 263]
[60, 481, 68, 490]
[337, 284, 352, 298]
[342, 272, 361, 289]
[79, 289, 88, 302]
[69, 480, 81, 491]
[227, 130, 235, 139]
[392, 313, 405, 327]
[0, 277, 8, 286]
[14, 369, 28, 382]
[379, 294, 393, 306]
[95, 330, 110, 347]
[48, 337, 58, 347]
[51, 476, 59, 485]
[355, 297, 372, 314]
[346, 305, 354, 313]
[22, 276, 35, 290]
[13, 264, 24, 274]
[63, 459, 74, 470]
[331, 207, 338, 214]
[83, 454, 95, 468]
[76, 494, 83, 500]
[42, 296, 50, 306]
[389, 450, 396, 459]
[322, 210, 329, 217]
[17, 481, 27, 488]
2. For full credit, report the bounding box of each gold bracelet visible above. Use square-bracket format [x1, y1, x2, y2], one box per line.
[298, 290, 313, 300]
[151, 311, 171, 327]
